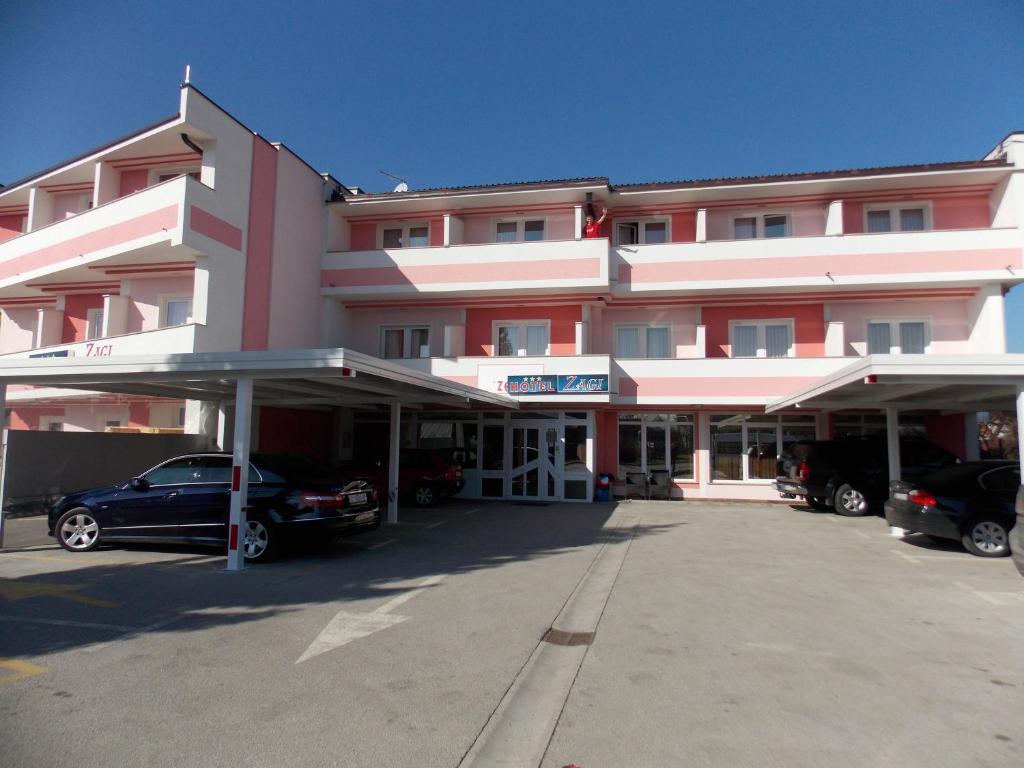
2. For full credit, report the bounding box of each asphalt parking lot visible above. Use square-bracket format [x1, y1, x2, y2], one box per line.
[1, 500, 1022, 768]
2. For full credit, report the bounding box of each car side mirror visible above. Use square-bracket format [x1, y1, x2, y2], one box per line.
[129, 477, 149, 491]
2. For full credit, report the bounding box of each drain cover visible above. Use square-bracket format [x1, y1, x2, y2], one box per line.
[542, 628, 595, 646]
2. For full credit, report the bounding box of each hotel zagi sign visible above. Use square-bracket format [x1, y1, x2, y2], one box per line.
[505, 374, 609, 395]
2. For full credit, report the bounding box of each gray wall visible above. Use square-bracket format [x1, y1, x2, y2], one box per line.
[2, 431, 213, 516]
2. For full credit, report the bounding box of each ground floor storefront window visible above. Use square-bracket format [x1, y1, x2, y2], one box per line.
[710, 414, 816, 482]
[355, 410, 595, 502]
[617, 413, 695, 485]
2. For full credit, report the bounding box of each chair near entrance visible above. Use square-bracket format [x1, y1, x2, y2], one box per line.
[623, 471, 673, 500]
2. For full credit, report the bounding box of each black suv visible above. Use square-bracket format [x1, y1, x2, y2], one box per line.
[775, 436, 960, 516]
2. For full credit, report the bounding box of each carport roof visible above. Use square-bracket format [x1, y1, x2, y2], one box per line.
[766, 354, 1024, 413]
[0, 347, 519, 409]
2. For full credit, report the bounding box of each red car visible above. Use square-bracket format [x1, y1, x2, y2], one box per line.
[352, 449, 464, 507]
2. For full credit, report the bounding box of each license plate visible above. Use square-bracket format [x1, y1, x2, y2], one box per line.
[349, 492, 367, 505]
[893, 492, 908, 501]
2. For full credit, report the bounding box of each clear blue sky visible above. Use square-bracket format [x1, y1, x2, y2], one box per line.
[1, 1, 1022, 340]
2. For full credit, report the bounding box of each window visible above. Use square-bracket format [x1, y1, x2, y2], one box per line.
[732, 213, 790, 239]
[618, 413, 694, 482]
[381, 326, 430, 359]
[381, 223, 430, 248]
[866, 320, 929, 355]
[615, 219, 669, 245]
[105, 420, 121, 429]
[156, 169, 201, 184]
[161, 297, 193, 328]
[494, 321, 549, 356]
[865, 204, 929, 233]
[45, 421, 64, 432]
[616, 326, 671, 358]
[494, 219, 545, 243]
[729, 321, 793, 358]
[86, 308, 104, 340]
[979, 466, 1021, 492]
[710, 414, 816, 482]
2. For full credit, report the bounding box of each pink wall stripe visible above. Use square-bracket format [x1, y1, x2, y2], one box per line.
[322, 257, 601, 288]
[618, 376, 822, 397]
[190, 206, 243, 251]
[241, 138, 278, 351]
[0, 205, 178, 282]
[624, 248, 1021, 285]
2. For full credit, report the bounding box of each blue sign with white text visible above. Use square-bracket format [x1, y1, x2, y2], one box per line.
[505, 374, 609, 395]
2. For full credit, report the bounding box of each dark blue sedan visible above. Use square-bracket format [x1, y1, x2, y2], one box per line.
[885, 461, 1019, 557]
[47, 453, 380, 562]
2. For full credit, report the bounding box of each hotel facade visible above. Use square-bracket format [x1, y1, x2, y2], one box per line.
[1, 84, 1022, 503]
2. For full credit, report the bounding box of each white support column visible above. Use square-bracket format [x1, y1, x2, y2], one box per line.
[443, 213, 452, 246]
[695, 325, 707, 358]
[388, 402, 401, 524]
[0, 383, 7, 550]
[226, 378, 253, 571]
[825, 200, 844, 235]
[886, 407, 904, 537]
[216, 402, 229, 451]
[574, 205, 583, 240]
[696, 208, 707, 243]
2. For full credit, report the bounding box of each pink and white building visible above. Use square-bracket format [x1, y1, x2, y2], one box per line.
[2, 83, 1023, 502]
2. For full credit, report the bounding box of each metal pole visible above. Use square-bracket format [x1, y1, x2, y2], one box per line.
[226, 377, 253, 571]
[388, 401, 400, 525]
[1016, 385, 1024, 480]
[886, 407, 904, 537]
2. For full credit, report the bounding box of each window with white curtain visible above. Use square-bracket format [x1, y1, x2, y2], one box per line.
[380, 222, 431, 248]
[494, 219, 546, 243]
[494, 321, 549, 356]
[616, 326, 671, 358]
[866, 320, 929, 355]
[161, 297, 193, 328]
[731, 213, 790, 239]
[86, 308, 104, 340]
[381, 326, 430, 359]
[730, 321, 793, 358]
[864, 204, 930, 233]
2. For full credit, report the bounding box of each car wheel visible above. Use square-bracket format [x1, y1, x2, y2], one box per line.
[242, 515, 278, 562]
[807, 496, 830, 511]
[961, 518, 1010, 558]
[834, 484, 870, 516]
[414, 485, 435, 507]
[55, 508, 102, 552]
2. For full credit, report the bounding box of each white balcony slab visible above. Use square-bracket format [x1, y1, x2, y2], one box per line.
[321, 238, 609, 299]
[1, 324, 197, 360]
[614, 227, 1023, 294]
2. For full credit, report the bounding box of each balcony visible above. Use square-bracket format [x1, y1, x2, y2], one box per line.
[0, 175, 247, 294]
[0, 324, 197, 360]
[614, 227, 1023, 295]
[614, 357, 850, 405]
[321, 238, 609, 300]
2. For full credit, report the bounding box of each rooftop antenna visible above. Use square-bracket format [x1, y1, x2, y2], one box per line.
[184, 64, 191, 84]
[380, 170, 409, 193]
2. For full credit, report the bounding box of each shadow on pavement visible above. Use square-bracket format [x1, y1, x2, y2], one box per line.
[0, 500, 680, 659]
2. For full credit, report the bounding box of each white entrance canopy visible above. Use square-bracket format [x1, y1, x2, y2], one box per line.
[767, 354, 1024, 536]
[766, 354, 1024, 414]
[0, 347, 518, 568]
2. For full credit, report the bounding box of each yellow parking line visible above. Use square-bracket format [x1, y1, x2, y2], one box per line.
[0, 578, 118, 608]
[0, 658, 48, 685]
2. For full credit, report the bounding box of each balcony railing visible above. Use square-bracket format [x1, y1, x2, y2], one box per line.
[613, 227, 1022, 293]
[1, 323, 197, 360]
[0, 176, 189, 290]
[321, 238, 609, 299]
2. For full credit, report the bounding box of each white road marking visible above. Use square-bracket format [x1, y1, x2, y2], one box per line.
[0, 616, 136, 632]
[296, 573, 445, 664]
[463, 507, 480, 516]
[891, 549, 922, 564]
[852, 530, 871, 539]
[824, 516, 839, 523]
[368, 538, 398, 550]
[80, 614, 187, 654]
[425, 520, 446, 529]
[954, 580, 1004, 606]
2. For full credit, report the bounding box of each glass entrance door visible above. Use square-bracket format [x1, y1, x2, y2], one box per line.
[510, 423, 563, 499]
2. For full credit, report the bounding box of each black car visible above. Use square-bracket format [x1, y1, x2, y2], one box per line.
[775, 436, 960, 516]
[48, 453, 380, 562]
[885, 461, 1019, 557]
